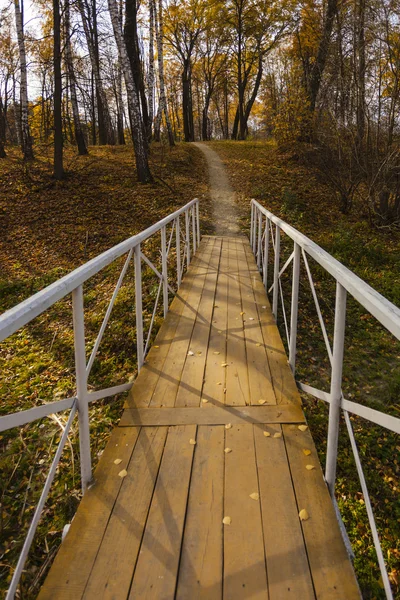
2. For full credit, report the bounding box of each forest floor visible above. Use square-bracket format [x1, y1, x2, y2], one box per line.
[0, 139, 399, 598]
[209, 140, 400, 599]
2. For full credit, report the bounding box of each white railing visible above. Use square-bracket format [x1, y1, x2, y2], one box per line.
[0, 198, 201, 599]
[250, 199, 400, 600]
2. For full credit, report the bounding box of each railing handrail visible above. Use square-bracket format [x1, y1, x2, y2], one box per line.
[252, 199, 400, 340]
[0, 198, 199, 343]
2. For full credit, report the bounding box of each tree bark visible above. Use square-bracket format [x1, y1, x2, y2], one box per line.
[182, 61, 194, 141]
[14, 0, 33, 160]
[108, 0, 153, 182]
[153, 0, 175, 146]
[355, 0, 366, 148]
[148, 0, 155, 139]
[0, 97, 7, 157]
[53, 0, 64, 178]
[65, 0, 88, 155]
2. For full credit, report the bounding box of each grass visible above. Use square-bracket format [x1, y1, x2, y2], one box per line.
[209, 139, 400, 599]
[0, 141, 211, 597]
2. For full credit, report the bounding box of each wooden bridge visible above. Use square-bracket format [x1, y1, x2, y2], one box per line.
[3, 198, 399, 599]
[37, 236, 360, 599]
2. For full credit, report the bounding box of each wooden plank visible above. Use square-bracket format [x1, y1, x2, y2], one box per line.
[38, 427, 141, 600]
[82, 426, 168, 599]
[119, 405, 305, 426]
[235, 239, 276, 405]
[175, 239, 221, 407]
[128, 424, 197, 599]
[201, 236, 229, 407]
[243, 242, 301, 407]
[125, 238, 215, 409]
[176, 425, 224, 599]
[223, 424, 268, 599]
[254, 424, 315, 600]
[282, 424, 361, 599]
[225, 239, 249, 406]
[148, 240, 215, 408]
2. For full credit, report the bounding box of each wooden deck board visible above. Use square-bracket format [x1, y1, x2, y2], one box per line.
[39, 236, 360, 600]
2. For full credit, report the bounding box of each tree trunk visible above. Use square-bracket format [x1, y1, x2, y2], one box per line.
[108, 0, 153, 182]
[124, 0, 149, 136]
[65, 0, 88, 155]
[147, 0, 155, 140]
[182, 61, 194, 142]
[14, 0, 33, 160]
[0, 97, 7, 157]
[77, 0, 115, 145]
[355, 0, 366, 148]
[53, 0, 64, 179]
[153, 0, 175, 146]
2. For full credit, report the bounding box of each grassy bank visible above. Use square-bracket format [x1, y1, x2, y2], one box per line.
[0, 142, 211, 597]
[209, 140, 400, 599]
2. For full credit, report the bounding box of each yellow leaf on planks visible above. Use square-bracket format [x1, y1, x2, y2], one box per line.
[298, 425, 308, 432]
[225, 423, 232, 429]
[118, 469, 128, 478]
[221, 363, 228, 367]
[263, 431, 271, 437]
[213, 351, 220, 355]
[299, 509, 309, 521]
[258, 399, 267, 405]
[303, 449, 311, 456]
[306, 465, 315, 470]
[114, 458, 122, 465]
[249, 492, 259, 501]
[189, 439, 197, 445]
[224, 448, 232, 454]
[202, 399, 208, 403]
[223, 516, 231, 525]
[273, 432, 282, 438]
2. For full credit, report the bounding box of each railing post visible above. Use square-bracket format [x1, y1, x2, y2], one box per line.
[185, 209, 191, 267]
[196, 200, 200, 247]
[263, 217, 269, 288]
[289, 243, 300, 373]
[272, 225, 280, 319]
[72, 285, 92, 493]
[325, 282, 347, 496]
[257, 211, 262, 270]
[134, 244, 144, 370]
[252, 207, 257, 253]
[192, 205, 197, 254]
[176, 217, 181, 288]
[161, 226, 169, 318]
[250, 202, 254, 248]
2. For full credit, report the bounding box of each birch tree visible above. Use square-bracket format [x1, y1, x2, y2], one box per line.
[153, 0, 174, 146]
[108, 0, 153, 182]
[13, 0, 33, 159]
[65, 0, 88, 155]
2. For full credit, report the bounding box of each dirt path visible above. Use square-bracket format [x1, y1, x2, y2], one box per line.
[193, 143, 241, 235]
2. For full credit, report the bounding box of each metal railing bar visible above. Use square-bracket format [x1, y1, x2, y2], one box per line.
[140, 252, 175, 296]
[252, 200, 400, 340]
[166, 220, 175, 258]
[6, 404, 77, 600]
[302, 248, 334, 365]
[297, 381, 400, 434]
[87, 382, 132, 403]
[0, 396, 76, 433]
[278, 277, 290, 345]
[0, 199, 199, 343]
[268, 251, 295, 293]
[86, 249, 133, 378]
[144, 280, 163, 357]
[343, 410, 394, 600]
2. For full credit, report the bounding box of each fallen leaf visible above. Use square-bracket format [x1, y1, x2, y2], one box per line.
[221, 363, 228, 367]
[223, 388, 227, 393]
[189, 439, 197, 445]
[240, 311, 245, 315]
[223, 516, 231, 525]
[303, 449, 311, 456]
[217, 381, 222, 385]
[299, 508, 309, 521]
[224, 447, 232, 453]
[306, 464, 315, 470]
[202, 399, 208, 403]
[249, 492, 259, 501]
[263, 431, 271, 437]
[188, 351, 194, 356]
[118, 469, 128, 478]
[196, 351, 202, 355]
[248, 317, 254, 321]
[273, 432, 282, 438]
[114, 458, 122, 465]
[225, 423, 232, 429]
[262, 305, 267, 309]
[258, 398, 267, 405]
[256, 343, 262, 347]
[154, 345, 159, 348]
[298, 425, 308, 432]
[213, 351, 220, 355]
